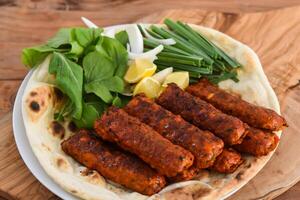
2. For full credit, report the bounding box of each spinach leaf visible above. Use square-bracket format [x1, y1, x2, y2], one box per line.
[73, 28, 94, 47]
[69, 41, 84, 56]
[84, 76, 124, 103]
[112, 95, 122, 107]
[73, 102, 99, 128]
[115, 31, 129, 47]
[84, 93, 108, 114]
[85, 81, 113, 103]
[47, 28, 71, 48]
[100, 76, 124, 93]
[49, 52, 83, 119]
[101, 37, 128, 77]
[54, 97, 74, 121]
[21, 45, 53, 68]
[83, 51, 125, 103]
[83, 51, 115, 83]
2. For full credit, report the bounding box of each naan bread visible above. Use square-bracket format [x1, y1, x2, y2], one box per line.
[22, 24, 281, 200]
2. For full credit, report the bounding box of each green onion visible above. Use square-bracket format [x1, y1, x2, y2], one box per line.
[142, 19, 241, 83]
[155, 60, 211, 74]
[143, 38, 190, 55]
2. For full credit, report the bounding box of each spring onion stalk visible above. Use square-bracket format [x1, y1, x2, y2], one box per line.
[139, 24, 176, 45]
[177, 20, 241, 68]
[144, 38, 190, 56]
[150, 25, 213, 64]
[155, 60, 211, 74]
[142, 19, 241, 83]
[165, 19, 218, 58]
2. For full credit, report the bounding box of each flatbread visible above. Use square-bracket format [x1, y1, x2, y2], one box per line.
[21, 24, 281, 200]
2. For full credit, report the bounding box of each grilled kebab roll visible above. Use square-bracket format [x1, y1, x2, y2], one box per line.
[157, 83, 246, 145]
[61, 130, 166, 195]
[169, 166, 199, 182]
[94, 107, 194, 177]
[234, 127, 279, 156]
[187, 79, 287, 131]
[125, 95, 224, 169]
[211, 148, 244, 174]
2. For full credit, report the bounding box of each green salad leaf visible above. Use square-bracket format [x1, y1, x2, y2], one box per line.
[101, 37, 128, 77]
[47, 28, 72, 48]
[49, 52, 83, 119]
[83, 48, 125, 103]
[115, 30, 129, 47]
[83, 51, 115, 82]
[22, 45, 54, 68]
[73, 102, 99, 128]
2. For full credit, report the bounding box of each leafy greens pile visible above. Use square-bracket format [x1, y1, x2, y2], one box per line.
[22, 27, 129, 128]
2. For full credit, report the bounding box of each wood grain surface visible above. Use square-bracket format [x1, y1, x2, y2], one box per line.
[0, 1, 299, 200]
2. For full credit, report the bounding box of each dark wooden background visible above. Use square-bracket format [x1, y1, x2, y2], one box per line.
[0, 0, 300, 199]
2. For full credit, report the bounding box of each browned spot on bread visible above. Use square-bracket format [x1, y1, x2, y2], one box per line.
[42, 143, 51, 151]
[56, 158, 67, 168]
[30, 91, 37, 96]
[30, 101, 40, 112]
[49, 121, 65, 139]
[68, 122, 78, 133]
[54, 87, 64, 101]
[236, 171, 244, 180]
[246, 163, 252, 168]
[192, 187, 212, 199]
[165, 183, 211, 200]
[70, 190, 77, 194]
[80, 168, 94, 176]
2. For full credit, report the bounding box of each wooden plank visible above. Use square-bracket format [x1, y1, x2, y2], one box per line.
[1, 0, 300, 79]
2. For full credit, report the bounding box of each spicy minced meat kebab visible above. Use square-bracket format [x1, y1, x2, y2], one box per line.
[124, 95, 224, 169]
[156, 83, 247, 145]
[234, 126, 279, 156]
[61, 130, 166, 195]
[211, 148, 244, 174]
[186, 79, 287, 131]
[94, 107, 194, 178]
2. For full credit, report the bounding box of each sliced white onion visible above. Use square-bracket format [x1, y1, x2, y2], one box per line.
[140, 24, 176, 45]
[128, 45, 163, 62]
[125, 24, 144, 53]
[103, 28, 116, 38]
[81, 17, 98, 28]
[152, 67, 173, 84]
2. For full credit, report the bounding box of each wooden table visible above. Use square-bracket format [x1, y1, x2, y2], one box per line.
[1, 0, 299, 199]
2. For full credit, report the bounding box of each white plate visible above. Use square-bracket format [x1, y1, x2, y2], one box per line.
[13, 71, 79, 200]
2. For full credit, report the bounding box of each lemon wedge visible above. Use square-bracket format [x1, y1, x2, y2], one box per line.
[133, 77, 161, 98]
[124, 59, 157, 83]
[163, 72, 189, 89]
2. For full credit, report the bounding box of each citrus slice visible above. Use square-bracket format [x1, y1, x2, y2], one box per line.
[163, 71, 189, 89]
[124, 59, 157, 83]
[133, 77, 161, 98]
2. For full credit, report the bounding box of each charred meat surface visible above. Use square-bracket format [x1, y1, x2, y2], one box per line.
[168, 166, 199, 182]
[187, 79, 287, 131]
[94, 107, 194, 177]
[234, 127, 279, 156]
[157, 83, 246, 145]
[211, 148, 244, 174]
[61, 130, 166, 195]
[125, 95, 224, 169]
